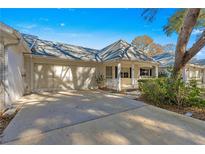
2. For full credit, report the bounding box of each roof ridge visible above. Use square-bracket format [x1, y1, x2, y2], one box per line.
[122, 44, 131, 59]
[98, 39, 130, 58]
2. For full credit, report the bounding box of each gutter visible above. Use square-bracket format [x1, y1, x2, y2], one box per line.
[1, 22, 30, 53]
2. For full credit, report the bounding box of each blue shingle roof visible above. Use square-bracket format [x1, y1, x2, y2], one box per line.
[23, 34, 156, 63]
[153, 52, 205, 67]
[23, 34, 100, 62]
[98, 40, 155, 62]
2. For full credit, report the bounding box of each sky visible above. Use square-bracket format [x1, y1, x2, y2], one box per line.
[0, 8, 204, 59]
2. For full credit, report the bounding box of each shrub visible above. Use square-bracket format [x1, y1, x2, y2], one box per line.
[139, 77, 205, 107]
[95, 74, 105, 88]
[158, 72, 168, 78]
[158, 67, 173, 78]
[139, 78, 169, 105]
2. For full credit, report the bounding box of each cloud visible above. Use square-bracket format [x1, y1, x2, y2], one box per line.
[60, 23, 65, 27]
[192, 29, 203, 35]
[17, 23, 37, 29]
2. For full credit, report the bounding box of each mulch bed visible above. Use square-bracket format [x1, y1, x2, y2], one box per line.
[0, 116, 13, 135]
[136, 97, 205, 121]
[0, 111, 18, 136]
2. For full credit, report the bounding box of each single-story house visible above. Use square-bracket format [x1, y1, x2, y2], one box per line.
[0, 22, 159, 112]
[153, 52, 205, 86]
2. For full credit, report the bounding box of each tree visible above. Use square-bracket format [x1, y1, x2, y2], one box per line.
[142, 8, 205, 79]
[131, 35, 164, 57]
[162, 43, 175, 54]
[148, 43, 164, 57]
[163, 9, 205, 36]
[171, 9, 205, 79]
[131, 35, 153, 51]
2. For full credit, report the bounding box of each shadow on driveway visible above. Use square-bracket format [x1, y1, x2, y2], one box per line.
[2, 90, 205, 144]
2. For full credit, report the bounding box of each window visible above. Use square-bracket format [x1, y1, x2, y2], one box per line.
[115, 66, 118, 78]
[106, 66, 112, 79]
[121, 67, 131, 78]
[140, 68, 151, 76]
[196, 70, 200, 78]
[189, 69, 200, 78]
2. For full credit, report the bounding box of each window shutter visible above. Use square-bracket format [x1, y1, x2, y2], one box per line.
[115, 66, 118, 78]
[130, 67, 132, 78]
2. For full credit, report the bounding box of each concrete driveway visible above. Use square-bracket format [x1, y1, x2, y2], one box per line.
[1, 90, 205, 144]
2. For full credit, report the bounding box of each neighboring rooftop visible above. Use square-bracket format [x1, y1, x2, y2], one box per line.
[191, 59, 205, 66]
[152, 52, 175, 67]
[153, 52, 205, 67]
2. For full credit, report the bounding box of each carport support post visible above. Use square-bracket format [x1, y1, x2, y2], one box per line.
[131, 64, 135, 88]
[182, 67, 187, 83]
[0, 41, 5, 112]
[155, 66, 158, 78]
[0, 41, 9, 112]
[117, 63, 121, 91]
[30, 55, 34, 92]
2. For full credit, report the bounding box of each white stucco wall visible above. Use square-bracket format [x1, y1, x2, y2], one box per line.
[6, 46, 25, 104]
[24, 56, 101, 92]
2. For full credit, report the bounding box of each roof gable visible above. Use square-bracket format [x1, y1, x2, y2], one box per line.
[98, 39, 154, 62]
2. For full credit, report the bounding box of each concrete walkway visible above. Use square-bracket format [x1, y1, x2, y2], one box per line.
[1, 90, 205, 144]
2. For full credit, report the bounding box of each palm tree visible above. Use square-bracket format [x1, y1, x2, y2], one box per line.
[142, 8, 205, 79]
[163, 9, 205, 36]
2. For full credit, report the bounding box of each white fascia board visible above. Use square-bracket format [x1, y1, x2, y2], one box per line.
[0, 22, 31, 53]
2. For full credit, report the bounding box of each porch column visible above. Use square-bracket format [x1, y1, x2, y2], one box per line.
[117, 63, 121, 91]
[182, 67, 187, 83]
[30, 55, 34, 92]
[203, 69, 205, 84]
[137, 67, 141, 79]
[155, 66, 158, 78]
[131, 64, 135, 87]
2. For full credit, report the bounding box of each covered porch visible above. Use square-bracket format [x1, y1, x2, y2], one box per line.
[182, 64, 205, 87]
[104, 60, 158, 91]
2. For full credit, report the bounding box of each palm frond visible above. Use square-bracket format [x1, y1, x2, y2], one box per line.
[163, 9, 187, 36]
[163, 8, 205, 36]
[141, 9, 159, 22]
